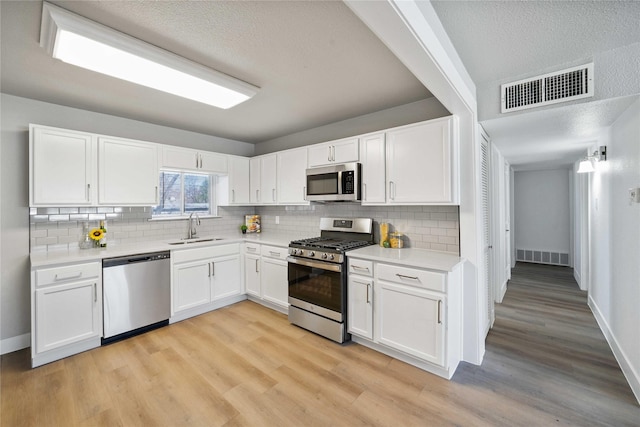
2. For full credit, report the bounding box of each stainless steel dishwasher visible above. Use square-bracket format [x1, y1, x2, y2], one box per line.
[102, 251, 171, 344]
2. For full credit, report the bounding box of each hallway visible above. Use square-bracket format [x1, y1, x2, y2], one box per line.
[456, 262, 639, 425]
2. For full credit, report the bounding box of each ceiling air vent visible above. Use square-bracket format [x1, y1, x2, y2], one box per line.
[501, 63, 594, 113]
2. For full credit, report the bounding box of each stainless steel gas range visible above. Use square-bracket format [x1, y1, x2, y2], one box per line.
[287, 217, 373, 343]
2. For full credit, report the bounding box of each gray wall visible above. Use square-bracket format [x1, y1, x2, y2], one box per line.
[0, 93, 254, 344]
[254, 97, 450, 155]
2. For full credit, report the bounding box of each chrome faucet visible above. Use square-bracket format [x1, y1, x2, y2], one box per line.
[188, 212, 200, 239]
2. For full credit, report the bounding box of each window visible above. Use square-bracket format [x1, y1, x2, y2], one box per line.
[153, 171, 216, 217]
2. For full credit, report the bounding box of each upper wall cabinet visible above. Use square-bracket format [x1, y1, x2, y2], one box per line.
[250, 154, 277, 205]
[359, 132, 386, 205]
[307, 137, 359, 168]
[98, 137, 159, 206]
[161, 145, 228, 174]
[386, 117, 459, 205]
[277, 147, 309, 205]
[30, 124, 97, 206]
[226, 155, 251, 205]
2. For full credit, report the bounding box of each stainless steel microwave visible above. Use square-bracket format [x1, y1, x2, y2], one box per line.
[305, 162, 361, 202]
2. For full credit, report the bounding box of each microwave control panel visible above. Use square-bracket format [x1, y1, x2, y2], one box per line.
[342, 171, 355, 194]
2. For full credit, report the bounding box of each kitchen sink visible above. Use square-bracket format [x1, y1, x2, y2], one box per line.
[168, 237, 224, 245]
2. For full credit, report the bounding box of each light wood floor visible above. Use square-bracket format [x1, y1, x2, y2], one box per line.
[2, 263, 639, 426]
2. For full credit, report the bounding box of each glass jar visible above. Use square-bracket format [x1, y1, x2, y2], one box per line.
[78, 222, 93, 249]
[379, 222, 389, 246]
[389, 231, 404, 249]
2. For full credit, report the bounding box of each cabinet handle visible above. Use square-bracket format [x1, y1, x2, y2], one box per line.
[255, 259, 259, 273]
[54, 272, 83, 281]
[331, 146, 336, 161]
[396, 273, 419, 281]
[352, 265, 370, 272]
[389, 181, 396, 200]
[269, 251, 280, 257]
[231, 189, 235, 203]
[363, 183, 367, 201]
[272, 188, 276, 202]
[303, 186, 306, 201]
[86, 184, 91, 201]
[247, 246, 257, 252]
[155, 186, 159, 204]
[196, 154, 199, 169]
[256, 189, 260, 202]
[93, 283, 97, 303]
[366, 283, 370, 304]
[437, 300, 442, 324]
[327, 147, 331, 162]
[208, 262, 211, 277]
[211, 261, 215, 276]
[199, 154, 203, 169]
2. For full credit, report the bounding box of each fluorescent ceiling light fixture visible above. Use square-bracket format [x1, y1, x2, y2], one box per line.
[40, 2, 258, 109]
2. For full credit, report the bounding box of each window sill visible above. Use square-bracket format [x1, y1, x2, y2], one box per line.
[149, 215, 222, 222]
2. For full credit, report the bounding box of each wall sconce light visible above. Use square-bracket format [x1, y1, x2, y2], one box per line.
[577, 146, 607, 174]
[40, 2, 259, 109]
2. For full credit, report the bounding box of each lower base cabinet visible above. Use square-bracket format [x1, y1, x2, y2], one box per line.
[31, 261, 102, 367]
[347, 256, 462, 379]
[171, 244, 243, 321]
[243, 242, 289, 312]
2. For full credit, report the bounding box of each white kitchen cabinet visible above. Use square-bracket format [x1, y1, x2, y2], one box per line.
[161, 145, 228, 174]
[376, 280, 444, 366]
[307, 137, 359, 167]
[261, 245, 289, 309]
[98, 136, 158, 205]
[244, 252, 261, 298]
[277, 147, 309, 205]
[173, 259, 212, 312]
[29, 124, 96, 206]
[359, 132, 386, 205]
[250, 154, 277, 204]
[386, 117, 458, 204]
[348, 274, 373, 340]
[227, 156, 251, 205]
[171, 244, 243, 322]
[211, 254, 242, 301]
[31, 261, 102, 367]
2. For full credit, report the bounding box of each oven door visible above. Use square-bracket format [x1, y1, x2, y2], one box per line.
[287, 256, 345, 321]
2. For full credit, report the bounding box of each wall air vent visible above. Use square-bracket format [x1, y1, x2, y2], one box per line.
[501, 63, 594, 113]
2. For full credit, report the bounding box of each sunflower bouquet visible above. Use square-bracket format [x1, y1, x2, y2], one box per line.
[89, 228, 104, 247]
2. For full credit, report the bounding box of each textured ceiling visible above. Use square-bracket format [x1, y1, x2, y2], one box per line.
[0, 1, 431, 143]
[432, 0, 640, 170]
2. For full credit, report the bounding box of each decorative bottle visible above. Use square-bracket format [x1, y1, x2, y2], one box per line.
[99, 220, 107, 248]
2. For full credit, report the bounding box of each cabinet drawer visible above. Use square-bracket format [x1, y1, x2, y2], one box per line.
[245, 243, 261, 254]
[35, 262, 100, 287]
[348, 259, 373, 277]
[261, 245, 288, 259]
[377, 263, 445, 292]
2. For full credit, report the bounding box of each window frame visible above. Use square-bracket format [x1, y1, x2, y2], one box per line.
[152, 169, 219, 219]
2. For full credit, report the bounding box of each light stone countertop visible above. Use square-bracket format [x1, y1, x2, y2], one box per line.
[347, 245, 464, 272]
[30, 232, 303, 268]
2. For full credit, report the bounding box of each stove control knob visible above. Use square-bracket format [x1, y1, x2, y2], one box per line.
[321, 253, 328, 259]
[329, 254, 335, 260]
[308, 251, 315, 257]
[297, 250, 303, 256]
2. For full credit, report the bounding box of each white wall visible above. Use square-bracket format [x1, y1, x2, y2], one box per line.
[0, 94, 254, 348]
[588, 96, 640, 403]
[514, 169, 571, 254]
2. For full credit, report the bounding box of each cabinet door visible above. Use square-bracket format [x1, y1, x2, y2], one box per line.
[360, 133, 386, 204]
[199, 151, 228, 174]
[332, 138, 359, 163]
[228, 156, 250, 204]
[173, 260, 211, 312]
[250, 157, 261, 204]
[261, 154, 278, 205]
[376, 281, 444, 366]
[30, 125, 95, 206]
[98, 137, 158, 205]
[348, 275, 373, 339]
[244, 253, 261, 297]
[386, 118, 453, 204]
[261, 257, 288, 308]
[211, 254, 242, 301]
[161, 146, 199, 171]
[277, 148, 309, 205]
[307, 143, 333, 168]
[35, 280, 101, 354]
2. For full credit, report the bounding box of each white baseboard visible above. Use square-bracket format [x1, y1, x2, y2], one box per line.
[497, 279, 507, 303]
[1, 333, 30, 355]
[573, 268, 581, 289]
[589, 296, 640, 405]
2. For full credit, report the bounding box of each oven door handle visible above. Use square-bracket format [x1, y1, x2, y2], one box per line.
[287, 256, 342, 273]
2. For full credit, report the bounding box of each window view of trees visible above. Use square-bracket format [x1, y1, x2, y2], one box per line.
[153, 171, 211, 216]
